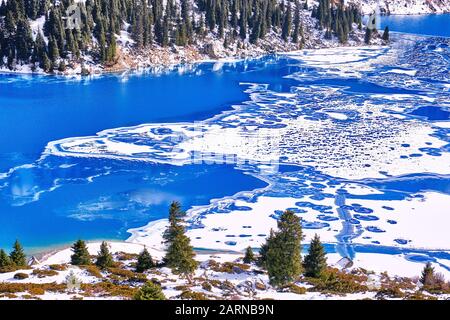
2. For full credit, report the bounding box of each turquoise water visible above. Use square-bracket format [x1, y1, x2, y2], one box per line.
[0, 62, 281, 249]
[0, 14, 449, 257]
[379, 14, 450, 37]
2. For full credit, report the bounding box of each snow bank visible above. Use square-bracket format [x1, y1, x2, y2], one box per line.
[351, 0, 450, 15]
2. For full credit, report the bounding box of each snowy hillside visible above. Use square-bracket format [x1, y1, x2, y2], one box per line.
[350, 0, 450, 15]
[0, 0, 385, 76]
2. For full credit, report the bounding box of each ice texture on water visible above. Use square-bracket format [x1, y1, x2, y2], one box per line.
[46, 41, 450, 180]
[4, 37, 450, 278]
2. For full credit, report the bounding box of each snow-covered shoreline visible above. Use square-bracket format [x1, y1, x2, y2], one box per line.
[1, 2, 386, 78]
[352, 0, 450, 15]
[0, 239, 446, 300]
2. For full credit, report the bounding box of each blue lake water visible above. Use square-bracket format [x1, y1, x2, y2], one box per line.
[0, 62, 282, 250]
[379, 14, 450, 37]
[0, 161, 266, 250]
[0, 14, 449, 256]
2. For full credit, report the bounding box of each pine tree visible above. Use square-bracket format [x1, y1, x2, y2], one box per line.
[15, 18, 33, 62]
[165, 231, 198, 280]
[382, 26, 389, 42]
[164, 202, 198, 281]
[420, 262, 435, 287]
[181, 0, 192, 42]
[107, 31, 117, 63]
[132, 10, 144, 48]
[281, 2, 292, 41]
[10, 240, 27, 267]
[258, 1, 267, 39]
[41, 52, 51, 72]
[66, 29, 79, 58]
[0, 249, 11, 268]
[196, 14, 206, 37]
[175, 17, 187, 46]
[48, 36, 59, 61]
[163, 201, 185, 243]
[217, 8, 224, 38]
[303, 234, 327, 277]
[134, 281, 166, 300]
[292, 2, 300, 43]
[231, 0, 238, 29]
[249, 15, 260, 44]
[96, 22, 107, 62]
[263, 210, 303, 286]
[70, 240, 91, 265]
[32, 30, 46, 64]
[58, 60, 66, 72]
[243, 246, 255, 264]
[95, 241, 114, 269]
[223, 35, 229, 48]
[5, 11, 16, 37]
[239, 4, 247, 40]
[206, 0, 216, 31]
[136, 247, 154, 272]
[364, 27, 372, 45]
[257, 229, 274, 268]
[316, 0, 323, 27]
[338, 23, 346, 44]
[162, 12, 169, 47]
[7, 48, 15, 70]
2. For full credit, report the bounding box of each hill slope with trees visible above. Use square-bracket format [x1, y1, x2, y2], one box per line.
[0, 0, 384, 75]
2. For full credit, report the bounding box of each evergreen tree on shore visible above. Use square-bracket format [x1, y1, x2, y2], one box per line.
[382, 26, 389, 42]
[303, 234, 327, 278]
[420, 262, 435, 287]
[134, 281, 166, 300]
[364, 27, 372, 44]
[165, 231, 198, 281]
[163, 201, 185, 243]
[70, 240, 91, 265]
[0, 249, 11, 268]
[10, 240, 27, 267]
[96, 241, 114, 269]
[0, 0, 370, 72]
[281, 1, 292, 41]
[136, 247, 154, 272]
[243, 246, 255, 264]
[292, 1, 301, 43]
[261, 210, 303, 286]
[314, 0, 361, 43]
[257, 229, 273, 268]
[163, 202, 198, 281]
